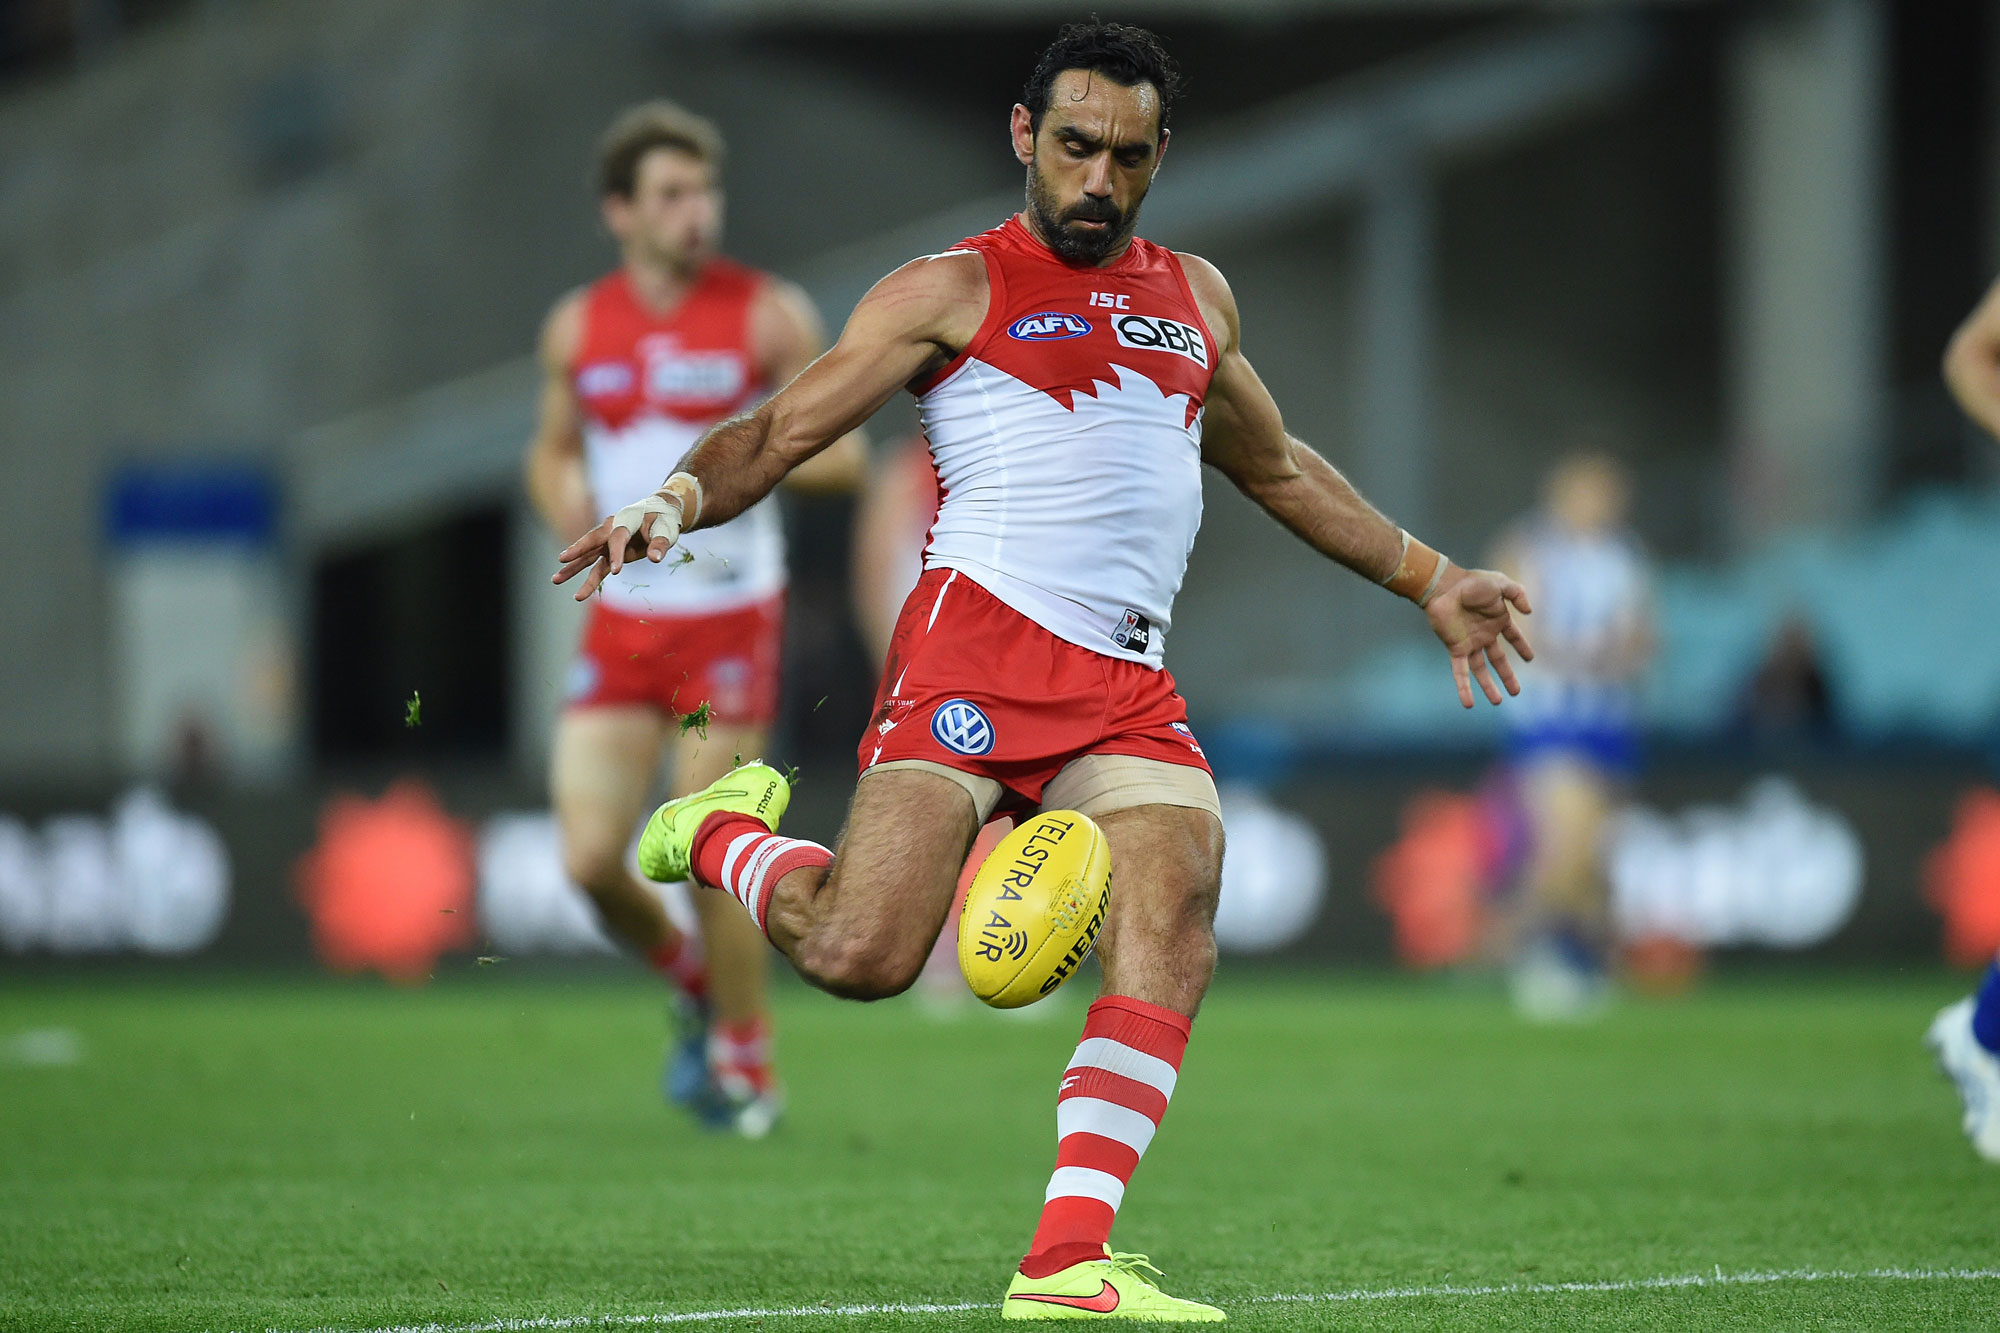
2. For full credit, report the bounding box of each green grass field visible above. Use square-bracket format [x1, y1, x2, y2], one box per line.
[2, 969, 1996, 1331]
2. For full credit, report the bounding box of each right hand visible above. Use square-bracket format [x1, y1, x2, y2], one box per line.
[551, 493, 685, 601]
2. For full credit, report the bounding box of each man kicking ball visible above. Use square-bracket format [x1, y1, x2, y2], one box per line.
[554, 21, 1533, 1319]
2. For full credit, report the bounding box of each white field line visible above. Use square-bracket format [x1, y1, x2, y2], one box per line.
[283, 1265, 2000, 1333]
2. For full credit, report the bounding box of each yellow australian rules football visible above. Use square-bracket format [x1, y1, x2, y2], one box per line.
[958, 810, 1112, 1008]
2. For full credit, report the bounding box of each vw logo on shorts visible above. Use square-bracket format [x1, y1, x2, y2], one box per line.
[930, 698, 996, 756]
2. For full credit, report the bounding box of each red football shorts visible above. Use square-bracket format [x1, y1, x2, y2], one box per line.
[566, 595, 784, 726]
[858, 568, 1210, 808]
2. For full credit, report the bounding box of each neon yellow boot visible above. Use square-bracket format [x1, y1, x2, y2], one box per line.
[635, 760, 790, 884]
[1003, 1253, 1224, 1322]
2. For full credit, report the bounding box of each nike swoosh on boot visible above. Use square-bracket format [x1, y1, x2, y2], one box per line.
[1009, 1283, 1120, 1313]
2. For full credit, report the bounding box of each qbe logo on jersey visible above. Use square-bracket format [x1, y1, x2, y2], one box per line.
[931, 698, 996, 756]
[1114, 313, 1209, 368]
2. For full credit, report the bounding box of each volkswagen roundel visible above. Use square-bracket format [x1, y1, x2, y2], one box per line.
[930, 698, 996, 756]
[1007, 311, 1092, 341]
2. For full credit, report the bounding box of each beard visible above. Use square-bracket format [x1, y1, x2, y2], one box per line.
[1026, 163, 1143, 266]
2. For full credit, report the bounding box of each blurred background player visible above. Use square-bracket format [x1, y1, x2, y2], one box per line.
[1491, 451, 1653, 1020]
[525, 101, 864, 1135]
[1927, 281, 2000, 1160]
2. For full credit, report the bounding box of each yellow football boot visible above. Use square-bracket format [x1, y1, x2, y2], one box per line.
[635, 760, 789, 884]
[1003, 1252, 1224, 1322]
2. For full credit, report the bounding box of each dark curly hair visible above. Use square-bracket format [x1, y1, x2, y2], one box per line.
[1021, 20, 1181, 140]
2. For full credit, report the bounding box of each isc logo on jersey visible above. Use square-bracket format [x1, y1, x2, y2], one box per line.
[1009, 312, 1092, 341]
[1113, 313, 1208, 368]
[959, 811, 1112, 1008]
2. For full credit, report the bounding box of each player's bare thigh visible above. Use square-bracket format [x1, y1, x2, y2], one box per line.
[771, 767, 982, 1000]
[1519, 752, 1616, 921]
[550, 705, 671, 883]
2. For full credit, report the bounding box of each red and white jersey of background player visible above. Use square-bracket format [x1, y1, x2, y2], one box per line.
[570, 259, 784, 616]
[913, 216, 1213, 669]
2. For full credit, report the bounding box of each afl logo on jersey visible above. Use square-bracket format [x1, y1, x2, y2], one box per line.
[1008, 312, 1092, 342]
[931, 698, 996, 756]
[576, 361, 634, 398]
[1113, 314, 1209, 368]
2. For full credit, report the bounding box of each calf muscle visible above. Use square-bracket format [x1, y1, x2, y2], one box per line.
[764, 769, 980, 999]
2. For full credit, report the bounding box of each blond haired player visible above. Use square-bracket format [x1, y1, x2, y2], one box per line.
[553, 23, 1532, 1318]
[526, 102, 861, 1137]
[1491, 451, 1653, 1020]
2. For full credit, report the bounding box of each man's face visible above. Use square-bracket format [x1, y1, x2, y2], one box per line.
[1013, 69, 1167, 266]
[603, 147, 721, 272]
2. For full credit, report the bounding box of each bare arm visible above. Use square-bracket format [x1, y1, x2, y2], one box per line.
[523, 292, 594, 539]
[1945, 274, 2000, 441]
[1181, 252, 1533, 707]
[752, 278, 869, 493]
[555, 252, 987, 599]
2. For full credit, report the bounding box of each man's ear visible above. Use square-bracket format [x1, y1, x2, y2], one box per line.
[600, 194, 628, 239]
[1010, 103, 1035, 166]
[1155, 126, 1170, 172]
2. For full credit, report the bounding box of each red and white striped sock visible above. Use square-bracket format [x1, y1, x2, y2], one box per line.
[709, 1014, 775, 1097]
[645, 931, 708, 1001]
[691, 813, 831, 936]
[1020, 995, 1192, 1279]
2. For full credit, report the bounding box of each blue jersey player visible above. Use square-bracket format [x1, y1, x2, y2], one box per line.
[1929, 283, 2000, 1160]
[1490, 452, 1653, 1020]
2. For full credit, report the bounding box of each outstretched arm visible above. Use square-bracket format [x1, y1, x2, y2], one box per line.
[555, 253, 987, 600]
[1182, 253, 1533, 707]
[1945, 274, 2000, 442]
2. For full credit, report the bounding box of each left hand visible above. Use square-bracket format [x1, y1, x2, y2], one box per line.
[1423, 565, 1535, 708]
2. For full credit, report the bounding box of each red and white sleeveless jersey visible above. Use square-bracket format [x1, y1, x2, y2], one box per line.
[570, 259, 783, 615]
[913, 216, 1215, 668]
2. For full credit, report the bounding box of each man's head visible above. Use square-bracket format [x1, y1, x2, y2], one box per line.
[1013, 21, 1181, 266]
[596, 101, 725, 273]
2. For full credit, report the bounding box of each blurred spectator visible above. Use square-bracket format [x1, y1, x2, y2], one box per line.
[1735, 614, 1836, 741]
[1490, 451, 1654, 1019]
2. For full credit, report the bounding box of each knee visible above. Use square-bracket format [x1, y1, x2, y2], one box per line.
[794, 932, 926, 1002]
